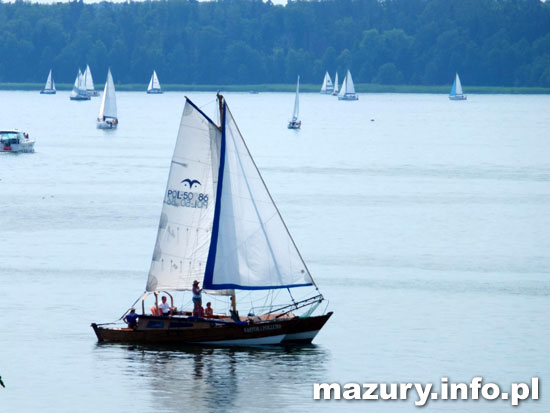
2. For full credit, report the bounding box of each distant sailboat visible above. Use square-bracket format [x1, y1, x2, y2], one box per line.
[147, 70, 163, 94]
[332, 72, 339, 96]
[85, 65, 99, 96]
[97, 69, 118, 129]
[70, 69, 91, 101]
[338, 70, 359, 101]
[40, 70, 56, 94]
[449, 73, 467, 100]
[320, 71, 334, 94]
[288, 76, 301, 129]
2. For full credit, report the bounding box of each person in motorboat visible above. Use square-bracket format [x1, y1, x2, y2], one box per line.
[123, 308, 139, 329]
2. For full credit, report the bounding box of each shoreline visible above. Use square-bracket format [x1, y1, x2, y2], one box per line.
[2, 83, 550, 94]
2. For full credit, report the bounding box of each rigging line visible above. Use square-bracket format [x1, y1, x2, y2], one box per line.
[287, 288, 297, 306]
[118, 292, 145, 321]
[199, 99, 217, 110]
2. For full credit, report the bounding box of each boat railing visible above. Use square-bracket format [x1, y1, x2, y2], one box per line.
[250, 294, 325, 319]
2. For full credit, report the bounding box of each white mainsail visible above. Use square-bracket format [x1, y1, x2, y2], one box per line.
[148, 71, 161, 91]
[345, 70, 356, 94]
[454, 73, 463, 95]
[291, 76, 300, 121]
[147, 97, 313, 292]
[332, 72, 339, 95]
[338, 76, 347, 98]
[71, 69, 84, 97]
[85, 65, 95, 92]
[98, 69, 117, 119]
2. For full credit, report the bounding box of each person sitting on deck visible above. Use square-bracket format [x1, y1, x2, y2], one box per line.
[193, 305, 205, 318]
[204, 302, 214, 318]
[123, 308, 139, 329]
[158, 296, 172, 316]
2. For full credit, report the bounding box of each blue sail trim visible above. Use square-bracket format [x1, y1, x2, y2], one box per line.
[203, 102, 226, 290]
[186, 98, 218, 128]
[205, 282, 313, 291]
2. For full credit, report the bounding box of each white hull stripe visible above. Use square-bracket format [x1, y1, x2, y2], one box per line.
[197, 334, 286, 346]
[283, 330, 319, 341]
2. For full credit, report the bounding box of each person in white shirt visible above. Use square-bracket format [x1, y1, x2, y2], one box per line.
[158, 296, 172, 316]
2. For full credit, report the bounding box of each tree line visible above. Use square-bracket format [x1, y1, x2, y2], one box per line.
[0, 0, 549, 87]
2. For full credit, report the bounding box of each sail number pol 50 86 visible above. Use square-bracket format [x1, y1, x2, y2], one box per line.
[165, 190, 209, 209]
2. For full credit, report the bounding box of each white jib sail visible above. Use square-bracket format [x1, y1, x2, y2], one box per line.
[339, 75, 347, 97]
[204, 103, 313, 291]
[346, 70, 356, 94]
[333, 72, 339, 94]
[292, 76, 300, 121]
[99, 69, 117, 119]
[455, 73, 463, 95]
[70, 70, 81, 97]
[147, 100, 221, 292]
[85, 65, 95, 91]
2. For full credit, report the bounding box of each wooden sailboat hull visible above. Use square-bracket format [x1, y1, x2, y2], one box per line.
[91, 312, 332, 346]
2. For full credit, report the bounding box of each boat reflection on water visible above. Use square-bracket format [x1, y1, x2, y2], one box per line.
[97, 343, 329, 411]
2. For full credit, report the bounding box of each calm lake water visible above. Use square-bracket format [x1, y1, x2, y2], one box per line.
[1, 91, 549, 412]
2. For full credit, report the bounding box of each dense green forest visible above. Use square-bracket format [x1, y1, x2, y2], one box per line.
[0, 0, 549, 87]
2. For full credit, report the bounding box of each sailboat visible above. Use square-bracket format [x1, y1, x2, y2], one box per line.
[84, 65, 99, 96]
[96, 69, 118, 129]
[147, 70, 163, 94]
[338, 70, 359, 101]
[332, 72, 339, 96]
[70, 69, 91, 101]
[288, 76, 301, 129]
[40, 70, 56, 94]
[320, 71, 334, 94]
[92, 94, 332, 346]
[449, 73, 467, 100]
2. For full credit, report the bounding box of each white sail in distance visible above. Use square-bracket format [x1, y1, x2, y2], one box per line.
[291, 76, 300, 121]
[85, 65, 95, 92]
[148, 71, 161, 91]
[455, 73, 463, 95]
[333, 72, 339, 95]
[98, 69, 117, 119]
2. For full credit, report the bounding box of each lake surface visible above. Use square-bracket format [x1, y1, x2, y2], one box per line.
[1, 91, 549, 412]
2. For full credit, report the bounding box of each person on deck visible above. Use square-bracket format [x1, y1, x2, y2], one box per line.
[204, 302, 214, 318]
[158, 295, 172, 316]
[123, 308, 139, 329]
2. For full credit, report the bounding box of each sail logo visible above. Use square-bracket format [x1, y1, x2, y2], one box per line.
[181, 179, 201, 189]
[166, 179, 208, 209]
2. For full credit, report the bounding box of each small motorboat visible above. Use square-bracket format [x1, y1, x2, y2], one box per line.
[1, 130, 35, 153]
